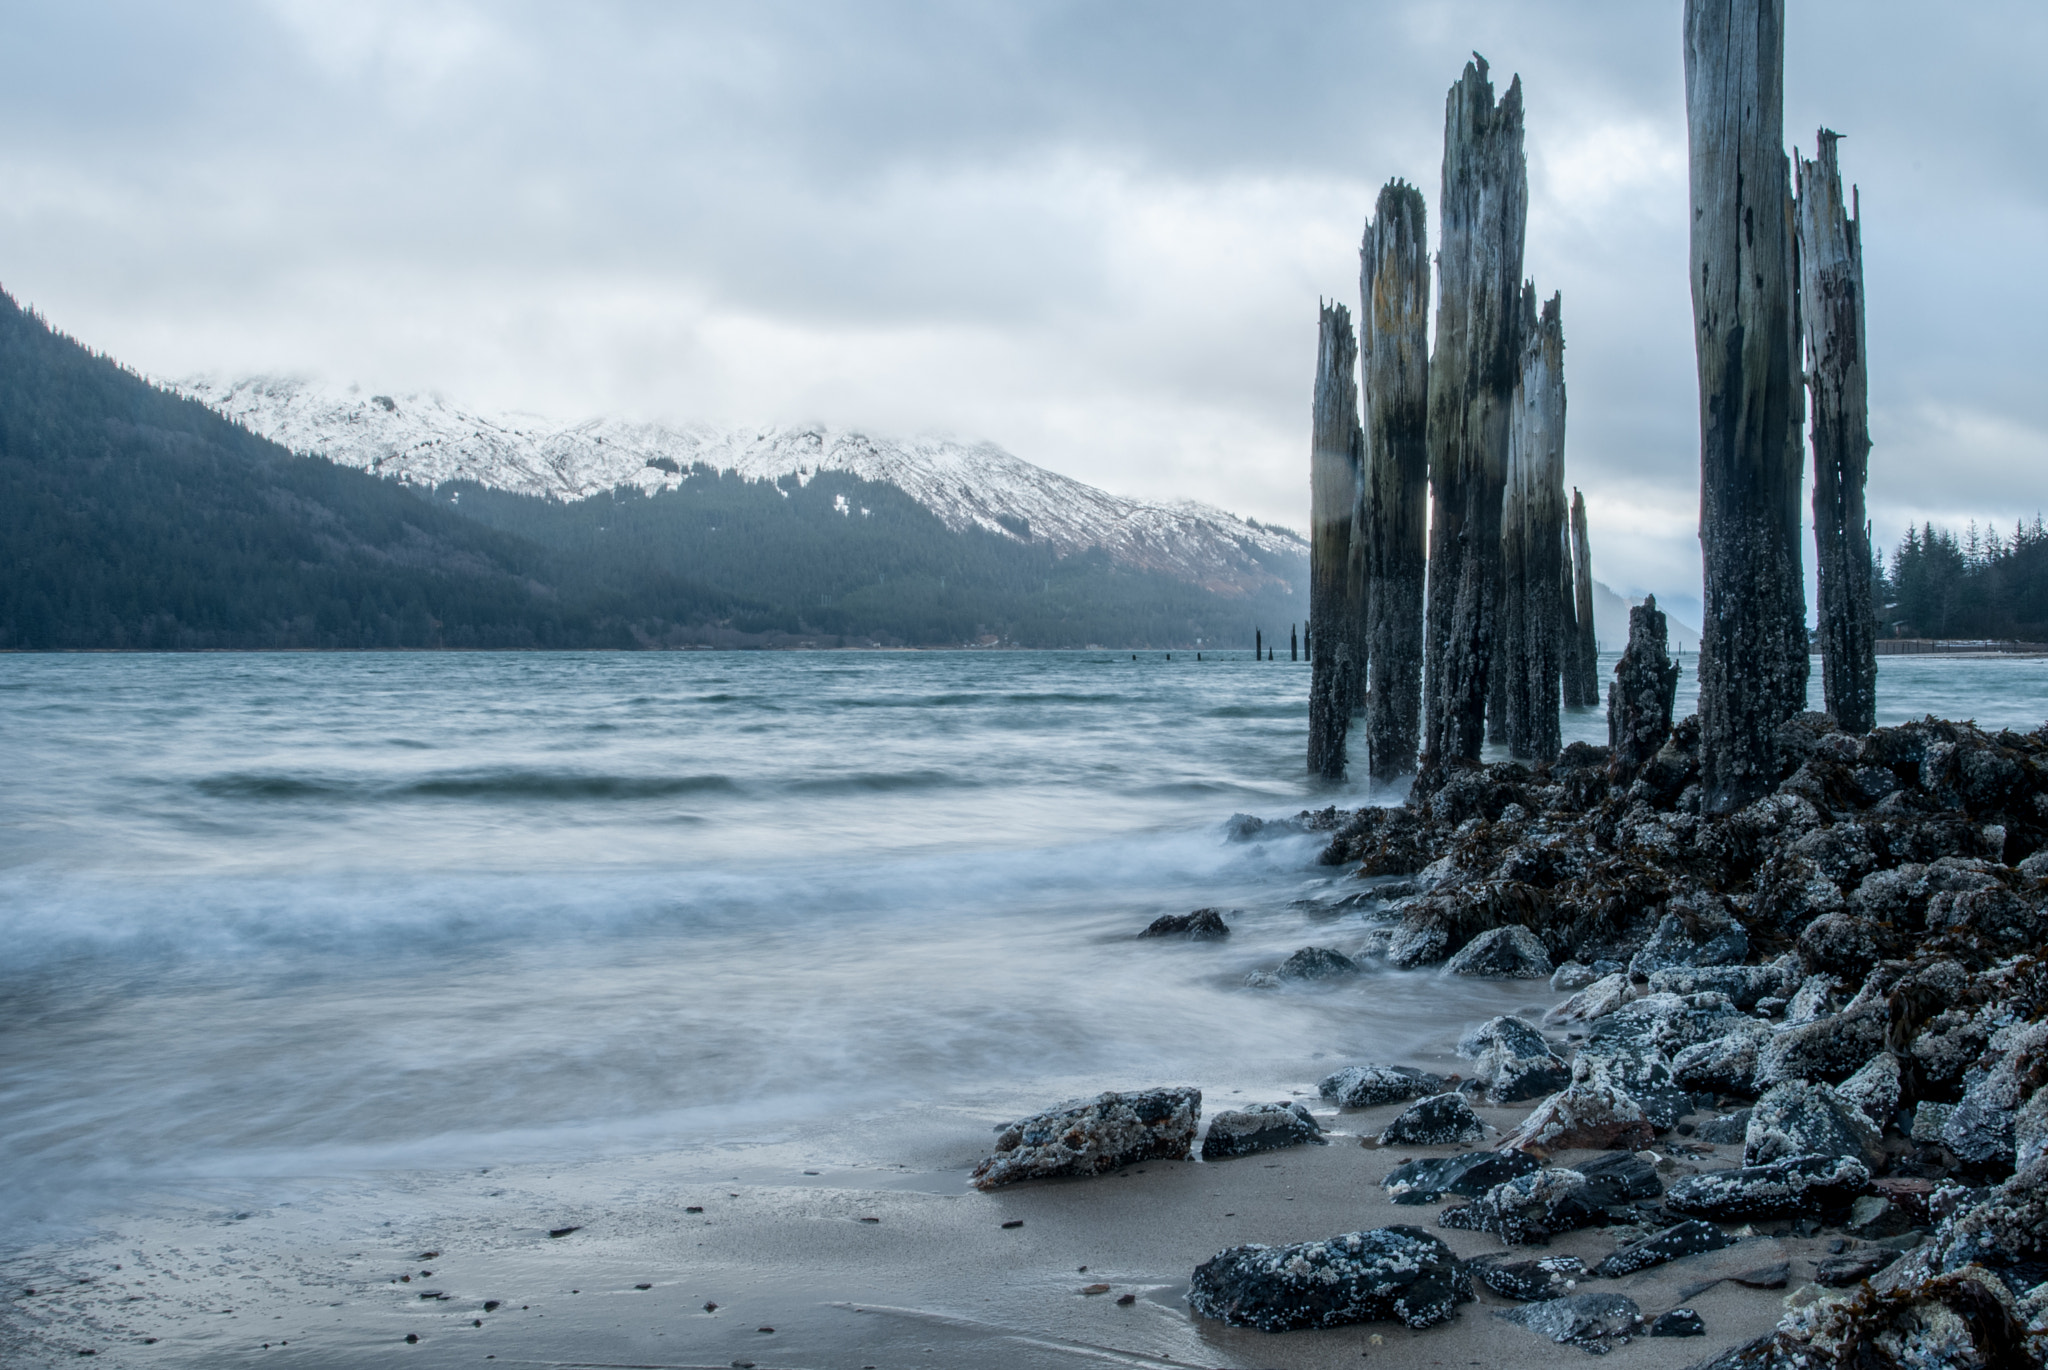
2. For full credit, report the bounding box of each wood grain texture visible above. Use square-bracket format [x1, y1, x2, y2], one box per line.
[1500, 289, 1567, 763]
[1422, 56, 1527, 769]
[1565, 488, 1600, 708]
[1797, 129, 1876, 734]
[1685, 0, 1809, 812]
[1308, 300, 1364, 778]
[1359, 180, 1432, 782]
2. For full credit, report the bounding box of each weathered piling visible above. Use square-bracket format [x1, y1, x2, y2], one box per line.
[1291, 625, 1299, 662]
[1360, 180, 1433, 783]
[1797, 129, 1876, 734]
[1684, 0, 1808, 812]
[1608, 595, 1682, 778]
[1255, 628, 1263, 660]
[1308, 305, 1365, 777]
[1422, 56, 1527, 768]
[1500, 289, 1567, 763]
[1565, 489, 1600, 707]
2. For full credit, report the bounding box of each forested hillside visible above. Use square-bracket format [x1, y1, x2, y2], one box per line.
[0, 290, 1303, 650]
[1886, 520, 2048, 641]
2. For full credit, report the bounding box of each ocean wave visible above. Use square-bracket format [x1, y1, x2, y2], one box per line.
[784, 769, 973, 794]
[191, 769, 743, 802]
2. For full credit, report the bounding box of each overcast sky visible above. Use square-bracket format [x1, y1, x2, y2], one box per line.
[4, 1, 2043, 622]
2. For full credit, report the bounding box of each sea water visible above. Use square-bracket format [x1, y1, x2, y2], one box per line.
[1, 650, 2044, 1242]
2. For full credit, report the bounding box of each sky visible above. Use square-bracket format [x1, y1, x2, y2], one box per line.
[3, 1, 2044, 625]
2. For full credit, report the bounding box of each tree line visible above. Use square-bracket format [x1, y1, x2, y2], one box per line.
[1884, 518, 2048, 642]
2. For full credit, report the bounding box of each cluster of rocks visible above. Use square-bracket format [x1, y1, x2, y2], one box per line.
[1284, 713, 2048, 1363]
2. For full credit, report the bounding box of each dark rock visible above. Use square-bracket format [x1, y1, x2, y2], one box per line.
[1744, 1081, 1885, 1170]
[1694, 1110, 1752, 1145]
[1444, 924, 1552, 978]
[1649, 1307, 1705, 1337]
[1813, 1247, 1899, 1287]
[1505, 1082, 1656, 1155]
[1752, 1003, 1888, 1088]
[1497, 1291, 1642, 1353]
[1379, 1092, 1485, 1147]
[1275, 946, 1362, 980]
[1317, 1064, 1446, 1109]
[1650, 960, 1798, 1011]
[972, 1087, 1200, 1189]
[1835, 1053, 1902, 1132]
[1795, 912, 1881, 980]
[1468, 1254, 1586, 1301]
[1629, 907, 1750, 976]
[1186, 1225, 1471, 1331]
[1671, 1020, 1771, 1095]
[1572, 1035, 1695, 1130]
[1458, 1015, 1570, 1102]
[1438, 1168, 1602, 1245]
[1137, 908, 1230, 940]
[1664, 1154, 1869, 1221]
[1942, 1020, 2048, 1170]
[1201, 1102, 1327, 1160]
[1729, 1261, 1789, 1289]
[1575, 1150, 1665, 1206]
[1551, 961, 1599, 992]
[1700, 1270, 2034, 1368]
[1593, 1220, 1732, 1277]
[1382, 1148, 1538, 1204]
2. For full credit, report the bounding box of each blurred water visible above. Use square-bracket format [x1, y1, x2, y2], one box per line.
[0, 649, 2042, 1236]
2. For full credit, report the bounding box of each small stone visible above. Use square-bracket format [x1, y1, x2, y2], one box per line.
[1201, 1102, 1327, 1160]
[1379, 1093, 1485, 1147]
[1729, 1261, 1789, 1289]
[547, 1226, 580, 1238]
[1114, 1292, 1135, 1306]
[1496, 1291, 1641, 1353]
[1275, 946, 1362, 980]
[1468, 1254, 1586, 1301]
[1137, 908, 1231, 940]
[1317, 1064, 1447, 1109]
[1000, 1220, 1023, 1229]
[1909, 1101, 1955, 1143]
[1693, 1109, 1751, 1145]
[1649, 1307, 1705, 1338]
[1438, 1168, 1599, 1245]
[1813, 1247, 1898, 1287]
[1593, 1220, 1732, 1277]
[1550, 961, 1598, 993]
[1081, 1284, 1110, 1295]
[1382, 1149, 1538, 1204]
[1443, 925, 1552, 979]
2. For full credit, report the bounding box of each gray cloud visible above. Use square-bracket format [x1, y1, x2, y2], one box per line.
[2, 0, 2043, 623]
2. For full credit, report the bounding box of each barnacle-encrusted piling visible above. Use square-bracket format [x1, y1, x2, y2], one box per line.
[1308, 303, 1365, 778]
[1500, 289, 1567, 763]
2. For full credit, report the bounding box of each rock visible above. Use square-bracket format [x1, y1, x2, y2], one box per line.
[1543, 972, 1634, 1026]
[2013, 1089, 2048, 1171]
[1909, 1101, 1955, 1144]
[1782, 974, 1838, 1024]
[1744, 1081, 1885, 1170]
[1275, 946, 1362, 980]
[1672, 1019, 1772, 1095]
[1444, 924, 1552, 979]
[1382, 1148, 1538, 1204]
[1752, 1004, 1888, 1088]
[1504, 1081, 1655, 1155]
[1593, 1219, 1733, 1277]
[1942, 1020, 2048, 1170]
[1457, 1015, 1569, 1103]
[1694, 1109, 1752, 1145]
[1439, 1167, 1601, 1245]
[1649, 1307, 1705, 1337]
[1317, 1064, 1446, 1109]
[1575, 1150, 1665, 1206]
[1795, 912, 1879, 980]
[1629, 907, 1750, 977]
[1201, 1102, 1327, 1160]
[1813, 1246, 1899, 1287]
[1729, 1261, 1789, 1289]
[1186, 1225, 1471, 1331]
[1571, 1034, 1695, 1130]
[1379, 1093, 1485, 1147]
[1468, 1254, 1586, 1301]
[1649, 960, 1799, 1011]
[971, 1087, 1200, 1189]
[1699, 1270, 2030, 1370]
[1497, 1291, 1642, 1353]
[1551, 961, 1598, 993]
[1663, 1154, 1870, 1221]
[1835, 1053, 1901, 1132]
[1137, 908, 1230, 940]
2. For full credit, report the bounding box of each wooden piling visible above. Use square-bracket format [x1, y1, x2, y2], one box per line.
[1422, 56, 1527, 768]
[1564, 489, 1600, 706]
[1360, 180, 1432, 783]
[1609, 595, 1683, 778]
[1307, 301, 1364, 783]
[1500, 288, 1567, 763]
[1797, 129, 1876, 733]
[1685, 0, 1808, 811]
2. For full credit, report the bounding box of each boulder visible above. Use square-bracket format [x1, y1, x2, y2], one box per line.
[1137, 908, 1230, 940]
[1382, 1148, 1538, 1205]
[1835, 1052, 1902, 1132]
[1782, 974, 1838, 1024]
[1379, 1093, 1486, 1147]
[1592, 1219, 1733, 1277]
[1496, 1292, 1642, 1354]
[1649, 960, 1799, 1011]
[1504, 1081, 1655, 1155]
[1275, 946, 1362, 981]
[1468, 1253, 1585, 1302]
[1752, 1004, 1888, 1088]
[1316, 1063, 1446, 1109]
[1663, 1154, 1869, 1221]
[1550, 961, 1598, 993]
[1201, 1101, 1327, 1160]
[1571, 1037, 1693, 1130]
[1457, 1016, 1569, 1103]
[1543, 971, 1634, 1026]
[1695, 1269, 2029, 1370]
[1444, 924, 1552, 979]
[1438, 1167, 1601, 1245]
[1744, 1081, 1885, 1170]
[1575, 1150, 1665, 1207]
[2014, 1089, 2048, 1172]
[1795, 912, 1880, 980]
[1628, 907, 1750, 977]
[1672, 1019, 1772, 1095]
[971, 1087, 1200, 1190]
[1942, 1020, 2048, 1170]
[1186, 1225, 1471, 1331]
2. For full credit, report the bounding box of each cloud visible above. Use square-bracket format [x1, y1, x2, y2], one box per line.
[0, 0, 2040, 614]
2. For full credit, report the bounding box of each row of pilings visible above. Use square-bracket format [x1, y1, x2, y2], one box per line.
[1307, 2, 1875, 806]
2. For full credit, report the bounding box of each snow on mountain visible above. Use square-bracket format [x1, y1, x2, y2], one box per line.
[176, 376, 1305, 597]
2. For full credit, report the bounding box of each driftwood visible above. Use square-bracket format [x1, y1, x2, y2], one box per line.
[1797, 130, 1876, 733]
[1359, 180, 1432, 782]
[1609, 596, 1682, 778]
[1564, 489, 1600, 707]
[1684, 0, 1808, 812]
[1422, 56, 1527, 768]
[1500, 289, 1567, 763]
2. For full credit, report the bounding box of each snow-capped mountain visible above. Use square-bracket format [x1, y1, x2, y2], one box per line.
[175, 377, 1305, 597]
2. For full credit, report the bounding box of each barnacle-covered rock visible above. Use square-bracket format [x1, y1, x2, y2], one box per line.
[1187, 1225, 1471, 1331]
[1663, 1154, 1869, 1221]
[1316, 1063, 1446, 1109]
[1200, 1101, 1326, 1160]
[971, 1087, 1199, 1189]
